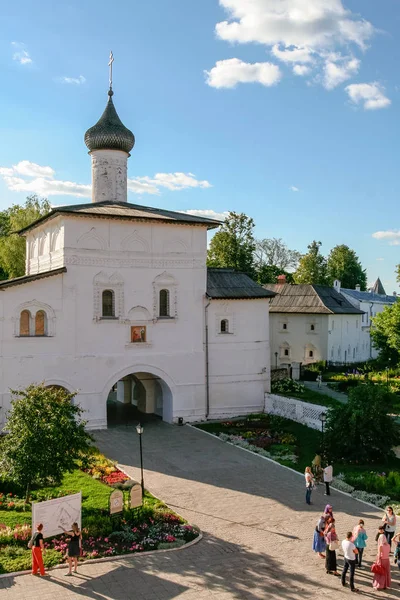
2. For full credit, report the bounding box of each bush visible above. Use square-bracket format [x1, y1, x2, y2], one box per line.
[271, 378, 305, 395]
[351, 490, 390, 508]
[0, 546, 60, 575]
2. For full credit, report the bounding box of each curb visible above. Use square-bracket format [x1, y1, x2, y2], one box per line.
[0, 532, 203, 580]
[188, 424, 383, 512]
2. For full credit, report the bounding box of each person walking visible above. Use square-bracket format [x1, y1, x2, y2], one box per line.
[323, 464, 333, 496]
[30, 523, 49, 577]
[305, 466, 314, 505]
[59, 522, 82, 575]
[341, 531, 359, 593]
[324, 504, 334, 520]
[324, 520, 340, 575]
[382, 506, 396, 549]
[313, 513, 327, 558]
[372, 527, 391, 590]
[352, 519, 368, 568]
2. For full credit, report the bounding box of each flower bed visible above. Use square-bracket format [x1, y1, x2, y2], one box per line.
[199, 415, 299, 466]
[81, 451, 129, 487]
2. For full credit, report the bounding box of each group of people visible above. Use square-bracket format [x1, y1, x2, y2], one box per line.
[306, 464, 398, 593]
[30, 522, 82, 577]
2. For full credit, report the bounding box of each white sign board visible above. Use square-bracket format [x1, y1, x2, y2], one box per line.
[32, 492, 82, 539]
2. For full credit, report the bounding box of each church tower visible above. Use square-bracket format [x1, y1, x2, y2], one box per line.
[84, 54, 135, 203]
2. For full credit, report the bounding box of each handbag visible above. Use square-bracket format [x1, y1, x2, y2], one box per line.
[329, 540, 339, 551]
[371, 561, 385, 575]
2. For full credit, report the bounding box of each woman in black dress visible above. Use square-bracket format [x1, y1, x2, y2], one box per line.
[60, 522, 82, 575]
[324, 520, 340, 576]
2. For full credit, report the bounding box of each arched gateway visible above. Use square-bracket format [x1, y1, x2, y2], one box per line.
[104, 366, 174, 427]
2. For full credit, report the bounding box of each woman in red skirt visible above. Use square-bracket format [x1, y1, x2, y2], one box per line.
[31, 523, 49, 577]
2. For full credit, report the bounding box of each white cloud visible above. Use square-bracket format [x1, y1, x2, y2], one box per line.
[205, 58, 282, 88]
[345, 82, 391, 110]
[59, 75, 86, 85]
[271, 45, 314, 64]
[180, 209, 229, 222]
[11, 42, 32, 65]
[290, 186, 299, 192]
[210, 1, 376, 96]
[372, 230, 400, 245]
[216, 0, 374, 50]
[0, 161, 212, 199]
[323, 56, 360, 90]
[376, 257, 384, 261]
[293, 64, 311, 76]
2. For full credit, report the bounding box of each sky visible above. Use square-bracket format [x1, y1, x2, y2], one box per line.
[0, 0, 399, 293]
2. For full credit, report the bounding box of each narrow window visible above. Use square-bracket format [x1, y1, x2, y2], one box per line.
[102, 290, 115, 317]
[220, 319, 229, 333]
[35, 310, 46, 336]
[282, 323, 287, 330]
[159, 289, 170, 317]
[332, 320, 335, 330]
[20, 310, 31, 336]
[309, 350, 314, 358]
[284, 349, 289, 357]
[310, 324, 315, 331]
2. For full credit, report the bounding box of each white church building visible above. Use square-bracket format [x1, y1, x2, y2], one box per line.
[0, 86, 274, 430]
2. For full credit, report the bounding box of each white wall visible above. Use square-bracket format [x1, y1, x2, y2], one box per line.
[326, 314, 363, 364]
[269, 312, 329, 366]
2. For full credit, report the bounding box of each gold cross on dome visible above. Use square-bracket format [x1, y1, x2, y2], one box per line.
[108, 50, 114, 90]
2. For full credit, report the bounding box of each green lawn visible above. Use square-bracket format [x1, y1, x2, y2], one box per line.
[275, 388, 341, 408]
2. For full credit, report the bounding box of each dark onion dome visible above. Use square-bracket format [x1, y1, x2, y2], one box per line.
[84, 90, 135, 154]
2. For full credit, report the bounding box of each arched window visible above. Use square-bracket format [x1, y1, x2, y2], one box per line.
[20, 310, 31, 336]
[35, 310, 46, 336]
[159, 289, 170, 317]
[220, 319, 229, 333]
[102, 290, 115, 317]
[309, 350, 314, 358]
[284, 349, 289, 356]
[310, 324, 315, 331]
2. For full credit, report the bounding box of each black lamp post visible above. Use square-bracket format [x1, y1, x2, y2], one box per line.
[319, 412, 327, 461]
[275, 352, 278, 368]
[136, 423, 144, 499]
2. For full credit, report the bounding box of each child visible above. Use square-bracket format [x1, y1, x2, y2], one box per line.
[352, 519, 368, 568]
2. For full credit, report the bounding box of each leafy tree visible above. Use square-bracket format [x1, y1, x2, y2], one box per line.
[396, 264, 400, 285]
[256, 265, 294, 285]
[0, 384, 93, 501]
[371, 302, 400, 365]
[0, 195, 50, 279]
[207, 212, 256, 275]
[326, 244, 367, 290]
[254, 238, 301, 271]
[294, 241, 327, 285]
[324, 384, 399, 463]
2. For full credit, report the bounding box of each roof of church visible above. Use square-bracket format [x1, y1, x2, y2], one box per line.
[0, 267, 67, 290]
[370, 277, 386, 295]
[207, 268, 276, 299]
[341, 287, 397, 304]
[84, 90, 135, 154]
[263, 283, 364, 314]
[18, 201, 222, 234]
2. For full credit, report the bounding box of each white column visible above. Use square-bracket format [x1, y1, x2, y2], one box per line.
[91, 149, 129, 203]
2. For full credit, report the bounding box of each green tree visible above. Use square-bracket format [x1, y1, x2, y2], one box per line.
[256, 265, 294, 285]
[371, 301, 400, 364]
[207, 212, 256, 275]
[0, 195, 50, 279]
[254, 238, 301, 271]
[0, 384, 93, 501]
[326, 244, 367, 290]
[294, 241, 327, 285]
[324, 384, 399, 463]
[396, 264, 400, 284]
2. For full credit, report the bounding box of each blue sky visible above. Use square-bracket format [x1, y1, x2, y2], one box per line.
[0, 0, 399, 292]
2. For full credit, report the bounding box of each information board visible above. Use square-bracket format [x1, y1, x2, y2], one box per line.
[32, 492, 82, 539]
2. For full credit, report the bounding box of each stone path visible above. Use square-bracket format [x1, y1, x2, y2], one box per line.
[1, 422, 398, 599]
[303, 381, 348, 403]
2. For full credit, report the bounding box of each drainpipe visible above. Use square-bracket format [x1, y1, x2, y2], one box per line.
[205, 297, 211, 419]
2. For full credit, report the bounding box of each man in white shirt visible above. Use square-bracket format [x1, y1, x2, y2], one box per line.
[324, 464, 333, 496]
[341, 532, 359, 593]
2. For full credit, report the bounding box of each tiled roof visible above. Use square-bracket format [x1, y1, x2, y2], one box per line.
[207, 268, 275, 299]
[342, 288, 397, 304]
[0, 267, 67, 290]
[18, 201, 222, 235]
[370, 277, 386, 295]
[263, 283, 364, 314]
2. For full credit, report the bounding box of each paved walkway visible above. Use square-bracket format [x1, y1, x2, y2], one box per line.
[1, 422, 398, 599]
[303, 381, 348, 403]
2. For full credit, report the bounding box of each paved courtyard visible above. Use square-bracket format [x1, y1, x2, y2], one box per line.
[1, 422, 399, 599]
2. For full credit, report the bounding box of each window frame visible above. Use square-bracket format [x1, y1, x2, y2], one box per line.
[19, 309, 31, 337]
[220, 319, 229, 334]
[35, 310, 47, 336]
[102, 289, 116, 319]
[159, 289, 170, 318]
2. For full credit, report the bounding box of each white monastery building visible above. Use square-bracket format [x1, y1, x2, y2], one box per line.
[0, 86, 274, 430]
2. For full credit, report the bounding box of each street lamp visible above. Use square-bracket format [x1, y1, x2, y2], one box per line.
[275, 352, 278, 369]
[136, 423, 145, 499]
[319, 412, 327, 461]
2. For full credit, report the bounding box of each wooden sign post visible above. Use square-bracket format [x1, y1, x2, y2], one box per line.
[130, 484, 142, 509]
[109, 489, 124, 515]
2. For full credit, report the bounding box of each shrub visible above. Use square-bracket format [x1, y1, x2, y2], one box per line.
[0, 546, 60, 575]
[272, 379, 305, 395]
[331, 478, 355, 494]
[351, 491, 390, 508]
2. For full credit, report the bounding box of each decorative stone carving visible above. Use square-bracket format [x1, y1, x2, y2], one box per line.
[77, 227, 107, 251]
[152, 272, 178, 319]
[91, 150, 128, 203]
[13, 300, 56, 337]
[93, 271, 124, 321]
[121, 230, 149, 253]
